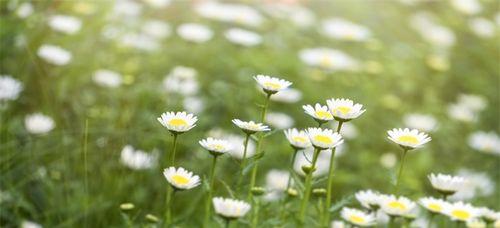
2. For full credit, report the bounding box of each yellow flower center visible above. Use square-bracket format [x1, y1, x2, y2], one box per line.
[314, 135, 332, 144]
[452, 209, 470, 220]
[397, 135, 419, 144]
[213, 144, 224, 151]
[315, 110, 332, 119]
[172, 174, 189, 185]
[168, 118, 187, 127]
[263, 82, 281, 90]
[248, 123, 260, 130]
[349, 215, 365, 224]
[320, 55, 332, 67]
[292, 136, 308, 143]
[428, 203, 442, 212]
[333, 106, 352, 115]
[388, 201, 406, 210]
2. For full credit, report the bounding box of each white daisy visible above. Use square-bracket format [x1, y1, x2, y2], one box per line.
[225, 134, 256, 159]
[379, 195, 417, 217]
[443, 201, 480, 222]
[428, 173, 466, 196]
[232, 119, 270, 134]
[467, 220, 486, 228]
[92, 69, 123, 88]
[322, 18, 371, 42]
[212, 197, 251, 219]
[326, 98, 366, 122]
[270, 88, 302, 103]
[341, 207, 376, 227]
[330, 220, 346, 228]
[379, 152, 397, 169]
[284, 128, 311, 150]
[298, 48, 360, 71]
[457, 94, 487, 112]
[176, 23, 213, 43]
[195, 2, 264, 27]
[450, 0, 482, 15]
[183, 96, 205, 114]
[37, 44, 72, 66]
[306, 128, 343, 150]
[25, 113, 55, 134]
[163, 66, 199, 96]
[469, 18, 495, 38]
[48, 15, 82, 35]
[403, 113, 438, 132]
[355, 190, 381, 210]
[451, 169, 494, 201]
[303, 103, 333, 124]
[448, 103, 477, 122]
[120, 145, 157, 170]
[16, 3, 34, 19]
[468, 131, 500, 155]
[410, 13, 456, 48]
[163, 167, 201, 190]
[20, 220, 42, 228]
[157, 111, 197, 134]
[265, 112, 294, 129]
[0, 75, 23, 102]
[419, 197, 448, 214]
[119, 33, 159, 52]
[265, 169, 289, 192]
[224, 28, 262, 47]
[254, 75, 292, 95]
[293, 147, 331, 177]
[142, 20, 171, 39]
[387, 128, 431, 150]
[479, 207, 500, 223]
[199, 137, 231, 155]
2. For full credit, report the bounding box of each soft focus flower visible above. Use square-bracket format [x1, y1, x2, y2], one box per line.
[212, 197, 251, 219]
[266, 112, 294, 129]
[294, 147, 331, 177]
[48, 15, 82, 35]
[20, 220, 42, 228]
[379, 195, 417, 217]
[419, 197, 448, 214]
[303, 103, 333, 124]
[163, 167, 201, 190]
[142, 20, 171, 39]
[37, 44, 72, 66]
[232, 119, 270, 134]
[142, 0, 171, 8]
[112, 0, 142, 17]
[270, 88, 302, 103]
[479, 207, 500, 223]
[16, 3, 33, 18]
[469, 18, 495, 38]
[120, 145, 157, 170]
[264, 169, 290, 201]
[467, 220, 486, 228]
[0, 75, 23, 102]
[262, 3, 315, 27]
[119, 33, 159, 51]
[428, 173, 465, 195]
[254, 75, 292, 95]
[25, 113, 55, 134]
[379, 153, 397, 168]
[163, 66, 199, 96]
[93, 69, 123, 88]
[322, 18, 371, 41]
[457, 94, 487, 112]
[225, 28, 262, 47]
[448, 103, 477, 122]
[177, 23, 213, 43]
[355, 190, 381, 210]
[450, 169, 494, 200]
[387, 128, 431, 150]
[326, 98, 366, 122]
[341, 207, 376, 227]
[195, 2, 264, 27]
[157, 111, 197, 133]
[468, 131, 500, 155]
[443, 201, 480, 222]
[306, 127, 343, 150]
[403, 113, 438, 132]
[199, 137, 231, 155]
[450, 0, 482, 15]
[225, 134, 256, 159]
[299, 48, 360, 71]
[284, 128, 312, 149]
[330, 220, 346, 228]
[410, 12, 456, 48]
[183, 96, 205, 114]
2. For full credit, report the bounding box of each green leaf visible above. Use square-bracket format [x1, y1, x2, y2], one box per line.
[263, 129, 278, 138]
[329, 195, 353, 212]
[220, 180, 235, 198]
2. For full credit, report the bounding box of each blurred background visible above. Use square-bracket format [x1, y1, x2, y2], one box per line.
[0, 0, 499, 227]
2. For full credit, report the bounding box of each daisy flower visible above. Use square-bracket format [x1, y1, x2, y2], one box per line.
[284, 128, 311, 150]
[355, 190, 381, 210]
[428, 173, 466, 196]
[199, 137, 231, 156]
[48, 15, 82, 35]
[224, 28, 262, 47]
[306, 128, 343, 150]
[466, 220, 486, 228]
[93, 69, 123, 88]
[0, 75, 23, 101]
[443, 201, 480, 222]
[303, 103, 333, 124]
[403, 113, 438, 132]
[37, 44, 72, 66]
[419, 197, 448, 214]
[232, 119, 270, 134]
[157, 111, 197, 134]
[322, 18, 371, 42]
[25, 113, 55, 134]
[176, 23, 213, 43]
[212, 197, 251, 220]
[253, 75, 292, 95]
[387, 128, 431, 150]
[379, 195, 417, 217]
[326, 98, 366, 122]
[468, 131, 500, 156]
[120, 145, 157, 170]
[265, 112, 294, 129]
[270, 88, 302, 103]
[479, 207, 500, 223]
[341, 207, 376, 227]
[298, 48, 360, 72]
[163, 167, 201, 190]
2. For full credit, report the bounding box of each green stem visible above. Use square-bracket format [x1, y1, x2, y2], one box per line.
[83, 119, 89, 228]
[251, 198, 260, 228]
[427, 213, 434, 228]
[225, 219, 230, 228]
[169, 134, 178, 166]
[165, 189, 176, 225]
[323, 121, 343, 226]
[298, 148, 321, 224]
[388, 216, 395, 228]
[237, 134, 251, 192]
[395, 149, 408, 194]
[279, 148, 298, 222]
[204, 155, 218, 227]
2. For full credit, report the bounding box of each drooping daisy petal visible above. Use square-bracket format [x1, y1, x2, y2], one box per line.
[163, 167, 201, 190]
[387, 128, 431, 150]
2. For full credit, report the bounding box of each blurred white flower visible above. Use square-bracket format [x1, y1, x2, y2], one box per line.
[458, 94, 487, 112]
[112, 0, 142, 17]
[225, 28, 262, 47]
[25, 113, 55, 134]
[379, 195, 416, 217]
[212, 197, 251, 219]
[142, 20, 171, 39]
[37, 44, 72, 66]
[16, 2, 34, 18]
[419, 197, 448, 214]
[322, 18, 371, 41]
[331, 220, 346, 228]
[355, 189, 382, 210]
[332, 122, 358, 139]
[93, 69, 123, 88]
[225, 134, 255, 159]
[142, 0, 171, 8]
[263, 169, 289, 201]
[183, 96, 204, 114]
[447, 103, 476, 122]
[0, 75, 23, 102]
[294, 147, 332, 177]
[450, 0, 482, 15]
[163, 66, 199, 96]
[299, 48, 360, 71]
[467, 219, 486, 228]
[120, 145, 157, 170]
[21, 220, 42, 228]
[262, 4, 315, 27]
[469, 18, 495, 38]
[266, 112, 294, 129]
[468, 131, 500, 155]
[48, 15, 82, 35]
[379, 153, 397, 168]
[195, 2, 264, 27]
[177, 23, 213, 43]
[403, 113, 438, 132]
[450, 169, 494, 201]
[270, 88, 302, 103]
[120, 33, 159, 51]
[410, 12, 456, 48]
[340, 207, 376, 227]
[428, 173, 466, 195]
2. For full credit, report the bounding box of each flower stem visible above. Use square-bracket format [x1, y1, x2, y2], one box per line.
[279, 148, 298, 222]
[427, 213, 434, 228]
[395, 148, 408, 194]
[237, 134, 251, 192]
[225, 219, 230, 228]
[298, 148, 321, 224]
[165, 188, 176, 225]
[203, 155, 218, 227]
[323, 121, 343, 226]
[169, 133, 178, 166]
[251, 198, 260, 228]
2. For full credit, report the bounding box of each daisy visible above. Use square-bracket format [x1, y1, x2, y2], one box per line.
[410, 13, 456, 48]
[298, 48, 360, 72]
[254, 75, 292, 95]
[199, 137, 231, 156]
[326, 98, 366, 122]
[467, 220, 486, 228]
[387, 128, 431, 150]
[457, 94, 487, 112]
[48, 15, 82, 35]
[232, 119, 270, 134]
[322, 18, 371, 42]
[120, 145, 157, 170]
[93, 69, 123, 88]
[163, 167, 201, 190]
[468, 131, 500, 155]
[341, 207, 376, 227]
[450, 0, 482, 15]
[443, 201, 480, 222]
[224, 28, 262, 47]
[448, 103, 477, 122]
[419, 197, 448, 214]
[142, 20, 171, 39]
[157, 111, 197, 134]
[176, 23, 213, 43]
[306, 128, 343, 150]
[163, 66, 199, 96]
[183, 97, 204, 114]
[451, 169, 494, 201]
[0, 75, 23, 101]
[20, 220, 42, 228]
[37, 44, 72, 66]
[355, 190, 381, 210]
[225, 134, 256, 159]
[428, 173, 466, 196]
[469, 18, 495, 38]
[265, 112, 294, 129]
[403, 113, 438, 132]
[212, 197, 251, 220]
[379, 195, 417, 217]
[25, 113, 55, 134]
[284, 128, 311, 150]
[479, 207, 500, 223]
[16, 3, 33, 19]
[195, 2, 264, 27]
[303, 103, 333, 124]
[119, 33, 159, 52]
[270, 88, 302, 103]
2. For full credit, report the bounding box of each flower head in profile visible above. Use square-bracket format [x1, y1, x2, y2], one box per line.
[212, 197, 251, 220]
[284, 128, 311, 150]
[379, 195, 416, 217]
[443, 201, 480, 222]
[232, 119, 270, 134]
[303, 103, 333, 124]
[419, 197, 449, 214]
[254, 75, 292, 95]
[387, 128, 431, 150]
[120, 145, 157, 170]
[468, 131, 500, 156]
[355, 190, 381, 210]
[327, 98, 366, 122]
[25, 113, 55, 135]
[479, 207, 500, 223]
[340, 207, 376, 227]
[157, 111, 197, 134]
[199, 137, 231, 156]
[163, 167, 201, 190]
[428, 173, 466, 196]
[306, 128, 343, 150]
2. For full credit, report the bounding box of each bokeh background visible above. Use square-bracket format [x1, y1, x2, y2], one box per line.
[1, 0, 499, 227]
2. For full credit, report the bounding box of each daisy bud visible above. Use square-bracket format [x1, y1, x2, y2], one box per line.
[251, 187, 266, 196]
[145, 214, 159, 223]
[301, 165, 316, 174]
[120, 203, 135, 211]
[313, 188, 327, 197]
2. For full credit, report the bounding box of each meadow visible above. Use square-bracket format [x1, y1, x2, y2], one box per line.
[0, 0, 499, 227]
